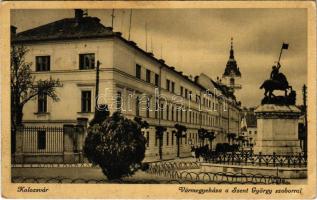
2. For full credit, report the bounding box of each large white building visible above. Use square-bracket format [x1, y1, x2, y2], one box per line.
[12, 10, 242, 162]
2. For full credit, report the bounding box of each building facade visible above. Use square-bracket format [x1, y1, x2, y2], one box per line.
[241, 107, 257, 150]
[12, 10, 242, 162]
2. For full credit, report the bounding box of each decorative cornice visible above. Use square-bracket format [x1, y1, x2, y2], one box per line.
[255, 111, 301, 119]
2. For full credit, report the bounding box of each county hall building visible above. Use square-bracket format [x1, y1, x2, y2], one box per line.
[12, 10, 242, 163]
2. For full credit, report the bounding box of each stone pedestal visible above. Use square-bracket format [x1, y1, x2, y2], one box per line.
[254, 104, 302, 155]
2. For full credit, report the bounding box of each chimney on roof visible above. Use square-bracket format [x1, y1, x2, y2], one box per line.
[158, 59, 165, 64]
[75, 9, 84, 21]
[11, 26, 17, 36]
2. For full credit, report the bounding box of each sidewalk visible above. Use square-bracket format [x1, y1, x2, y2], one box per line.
[12, 167, 174, 183]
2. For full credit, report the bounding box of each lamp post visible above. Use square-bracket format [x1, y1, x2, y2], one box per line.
[302, 84, 307, 156]
[175, 124, 187, 158]
[155, 125, 166, 160]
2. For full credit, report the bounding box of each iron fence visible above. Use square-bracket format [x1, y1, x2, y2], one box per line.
[146, 161, 289, 184]
[11, 174, 288, 184]
[204, 152, 307, 168]
[11, 163, 97, 168]
[148, 161, 200, 172]
[21, 126, 64, 154]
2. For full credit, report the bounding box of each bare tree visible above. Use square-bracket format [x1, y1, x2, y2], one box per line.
[11, 45, 62, 153]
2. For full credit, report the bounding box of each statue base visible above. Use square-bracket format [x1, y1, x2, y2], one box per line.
[253, 104, 302, 155]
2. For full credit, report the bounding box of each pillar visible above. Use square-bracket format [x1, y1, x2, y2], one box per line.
[63, 124, 75, 163]
[14, 126, 24, 164]
[254, 104, 302, 155]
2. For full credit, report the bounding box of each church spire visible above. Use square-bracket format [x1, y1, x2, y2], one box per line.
[230, 37, 234, 59]
[223, 37, 241, 92]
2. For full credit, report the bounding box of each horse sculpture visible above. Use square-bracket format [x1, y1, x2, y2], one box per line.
[260, 72, 291, 98]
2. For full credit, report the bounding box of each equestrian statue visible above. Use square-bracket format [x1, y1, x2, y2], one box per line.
[259, 43, 296, 105]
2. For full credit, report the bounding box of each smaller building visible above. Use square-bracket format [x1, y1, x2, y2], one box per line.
[240, 107, 257, 150]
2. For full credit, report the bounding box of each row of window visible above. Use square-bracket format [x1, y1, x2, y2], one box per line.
[38, 88, 224, 128]
[249, 130, 257, 135]
[166, 79, 175, 93]
[135, 64, 202, 104]
[144, 131, 202, 148]
[37, 91, 92, 113]
[35, 54, 236, 113]
[116, 96, 220, 127]
[180, 86, 192, 100]
[35, 53, 95, 72]
[135, 64, 160, 86]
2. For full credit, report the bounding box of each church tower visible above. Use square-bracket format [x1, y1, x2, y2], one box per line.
[222, 38, 242, 93]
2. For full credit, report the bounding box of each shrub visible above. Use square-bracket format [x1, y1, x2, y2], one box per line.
[84, 112, 146, 180]
[215, 143, 231, 153]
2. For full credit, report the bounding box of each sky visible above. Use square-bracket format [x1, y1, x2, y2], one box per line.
[11, 9, 307, 107]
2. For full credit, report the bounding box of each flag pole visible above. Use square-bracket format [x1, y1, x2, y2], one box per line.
[278, 42, 289, 64]
[277, 45, 283, 64]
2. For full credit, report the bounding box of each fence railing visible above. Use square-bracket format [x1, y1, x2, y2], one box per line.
[148, 161, 200, 172]
[146, 161, 289, 184]
[20, 126, 64, 154]
[11, 163, 96, 168]
[12, 173, 288, 184]
[203, 152, 307, 168]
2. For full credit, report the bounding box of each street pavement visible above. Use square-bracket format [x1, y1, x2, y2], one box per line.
[11, 156, 307, 184]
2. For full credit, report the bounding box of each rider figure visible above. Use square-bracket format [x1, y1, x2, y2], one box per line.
[270, 62, 281, 81]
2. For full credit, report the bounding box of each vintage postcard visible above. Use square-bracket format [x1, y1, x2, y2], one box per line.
[1, 1, 316, 199]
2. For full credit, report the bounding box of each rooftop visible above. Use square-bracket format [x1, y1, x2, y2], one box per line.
[13, 16, 114, 43]
[210, 79, 237, 101]
[12, 10, 202, 89]
[12, 9, 239, 103]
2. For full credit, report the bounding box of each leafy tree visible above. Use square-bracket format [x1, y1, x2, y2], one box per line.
[198, 128, 207, 146]
[11, 45, 62, 153]
[226, 133, 237, 145]
[89, 104, 110, 126]
[83, 112, 147, 180]
[134, 116, 149, 129]
[174, 124, 187, 158]
[205, 131, 216, 151]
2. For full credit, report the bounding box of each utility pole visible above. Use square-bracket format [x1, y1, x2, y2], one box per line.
[128, 9, 132, 40]
[145, 22, 148, 51]
[120, 10, 125, 37]
[95, 61, 100, 114]
[151, 36, 153, 53]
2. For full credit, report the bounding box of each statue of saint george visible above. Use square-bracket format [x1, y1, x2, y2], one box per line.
[260, 62, 296, 105]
